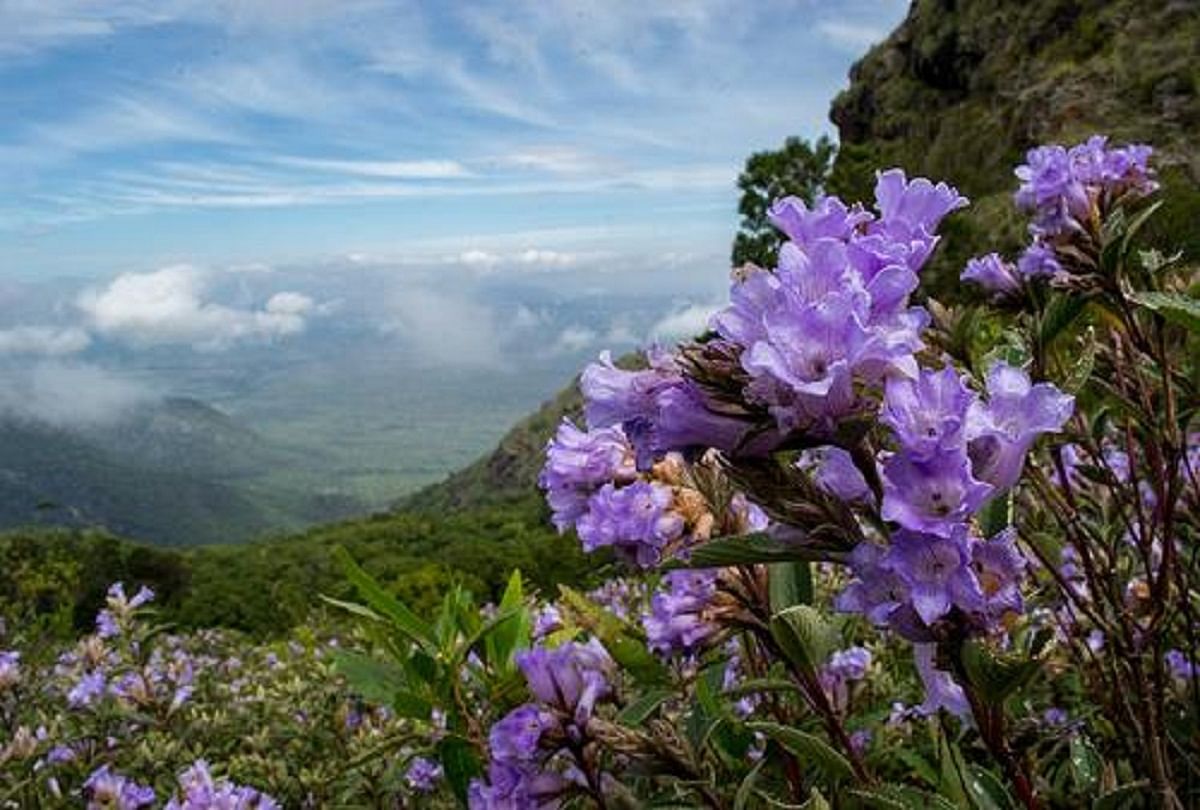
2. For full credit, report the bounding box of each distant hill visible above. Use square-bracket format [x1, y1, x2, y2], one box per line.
[0, 398, 363, 546]
[400, 378, 583, 513]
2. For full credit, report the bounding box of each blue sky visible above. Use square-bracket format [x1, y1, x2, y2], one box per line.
[0, 0, 907, 281]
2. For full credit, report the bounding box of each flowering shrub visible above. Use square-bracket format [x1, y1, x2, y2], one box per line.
[0, 583, 432, 807]
[332, 136, 1198, 808]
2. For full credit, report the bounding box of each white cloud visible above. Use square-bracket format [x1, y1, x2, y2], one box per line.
[0, 325, 90, 356]
[76, 265, 315, 349]
[494, 146, 609, 175]
[0, 361, 154, 426]
[277, 157, 473, 179]
[553, 326, 597, 353]
[648, 303, 718, 341]
[380, 287, 504, 368]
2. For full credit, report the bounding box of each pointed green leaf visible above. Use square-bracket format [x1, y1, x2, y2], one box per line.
[1093, 780, 1149, 810]
[747, 722, 854, 784]
[437, 736, 482, 806]
[617, 689, 674, 726]
[769, 562, 813, 611]
[961, 639, 1041, 703]
[769, 605, 834, 676]
[674, 532, 844, 568]
[1127, 290, 1200, 333]
[330, 650, 408, 706]
[335, 546, 438, 653]
[486, 570, 529, 670]
[1070, 735, 1102, 794]
[734, 758, 767, 810]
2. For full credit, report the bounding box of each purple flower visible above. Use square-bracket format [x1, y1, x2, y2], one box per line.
[1043, 707, 1069, 726]
[490, 705, 558, 764]
[68, 670, 107, 709]
[835, 543, 912, 628]
[881, 449, 992, 536]
[651, 377, 755, 456]
[768, 195, 872, 246]
[962, 253, 1021, 296]
[643, 570, 719, 656]
[0, 650, 19, 690]
[468, 761, 572, 810]
[575, 481, 683, 568]
[1017, 241, 1064, 279]
[1015, 137, 1156, 239]
[872, 169, 968, 266]
[881, 365, 976, 460]
[532, 606, 563, 640]
[581, 349, 680, 468]
[740, 293, 868, 432]
[849, 729, 873, 755]
[406, 757, 443, 793]
[969, 528, 1026, 624]
[165, 760, 280, 809]
[516, 639, 615, 730]
[84, 766, 155, 810]
[1015, 144, 1086, 231]
[966, 361, 1074, 492]
[1166, 650, 1196, 681]
[799, 446, 873, 503]
[539, 420, 635, 532]
[826, 646, 872, 681]
[913, 644, 970, 719]
[47, 744, 76, 765]
[885, 527, 983, 626]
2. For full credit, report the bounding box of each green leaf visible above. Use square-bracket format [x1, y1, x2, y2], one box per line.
[769, 562, 813, 611]
[617, 689, 674, 726]
[319, 595, 385, 623]
[961, 639, 1041, 704]
[964, 766, 1016, 810]
[330, 649, 408, 706]
[723, 678, 805, 700]
[1121, 199, 1164, 257]
[1040, 293, 1089, 347]
[847, 785, 958, 810]
[1127, 290, 1200, 333]
[437, 736, 482, 806]
[799, 789, 832, 810]
[335, 546, 439, 653]
[747, 722, 854, 784]
[674, 532, 843, 568]
[977, 492, 1012, 538]
[734, 758, 767, 810]
[1093, 780, 1149, 810]
[486, 570, 529, 671]
[1070, 735, 1102, 794]
[1061, 328, 1097, 394]
[450, 608, 521, 671]
[769, 605, 834, 676]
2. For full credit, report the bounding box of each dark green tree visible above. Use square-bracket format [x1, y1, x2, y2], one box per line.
[732, 135, 836, 267]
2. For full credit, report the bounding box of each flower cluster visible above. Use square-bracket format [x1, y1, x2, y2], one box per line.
[541, 418, 759, 567]
[165, 760, 280, 809]
[708, 172, 964, 436]
[643, 569, 720, 656]
[469, 639, 616, 808]
[963, 136, 1157, 290]
[838, 361, 1064, 646]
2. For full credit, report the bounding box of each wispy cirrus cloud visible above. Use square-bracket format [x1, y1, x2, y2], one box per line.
[0, 0, 908, 274]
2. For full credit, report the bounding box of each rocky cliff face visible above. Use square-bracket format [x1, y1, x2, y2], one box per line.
[829, 0, 1200, 294]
